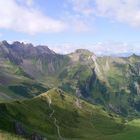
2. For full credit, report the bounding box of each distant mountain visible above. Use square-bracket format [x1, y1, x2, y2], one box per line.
[0, 41, 140, 116]
[0, 41, 140, 140]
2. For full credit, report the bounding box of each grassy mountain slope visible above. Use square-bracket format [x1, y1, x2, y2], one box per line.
[1, 88, 140, 140]
[0, 88, 129, 140]
[0, 81, 48, 102]
[0, 59, 49, 102]
[57, 51, 140, 116]
[1, 41, 140, 117]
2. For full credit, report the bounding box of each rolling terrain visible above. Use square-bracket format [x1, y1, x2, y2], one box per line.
[0, 89, 140, 140]
[0, 41, 140, 139]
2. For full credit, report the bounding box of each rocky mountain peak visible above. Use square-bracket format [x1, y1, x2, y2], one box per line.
[0, 40, 9, 46]
[130, 53, 140, 58]
[69, 49, 96, 62]
[12, 41, 34, 48]
[36, 45, 55, 55]
[75, 49, 94, 56]
[0, 40, 56, 56]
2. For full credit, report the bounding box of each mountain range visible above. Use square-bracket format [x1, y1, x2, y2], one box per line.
[0, 40, 140, 140]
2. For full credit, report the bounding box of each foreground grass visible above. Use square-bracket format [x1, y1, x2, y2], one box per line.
[0, 131, 25, 140]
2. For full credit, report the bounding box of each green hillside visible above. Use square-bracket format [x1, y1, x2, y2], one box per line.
[0, 88, 140, 140]
[0, 42, 140, 140]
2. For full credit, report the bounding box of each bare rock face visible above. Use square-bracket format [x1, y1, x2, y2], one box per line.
[31, 133, 47, 140]
[0, 41, 55, 58]
[14, 121, 27, 137]
[0, 40, 65, 78]
[14, 121, 47, 140]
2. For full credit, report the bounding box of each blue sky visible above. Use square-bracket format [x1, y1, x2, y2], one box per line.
[0, 0, 140, 55]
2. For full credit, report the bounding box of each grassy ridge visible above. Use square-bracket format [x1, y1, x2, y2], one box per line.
[1, 89, 140, 140]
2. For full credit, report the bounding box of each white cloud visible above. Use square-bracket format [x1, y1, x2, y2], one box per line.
[68, 0, 140, 27]
[74, 20, 92, 32]
[50, 43, 80, 54]
[62, 13, 94, 32]
[50, 42, 140, 56]
[0, 0, 93, 34]
[0, 0, 67, 34]
[62, 0, 96, 32]
[67, 0, 94, 16]
[95, 0, 140, 27]
[90, 42, 134, 56]
[1, 0, 140, 35]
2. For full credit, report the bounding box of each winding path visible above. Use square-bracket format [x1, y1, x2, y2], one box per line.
[47, 95, 63, 140]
